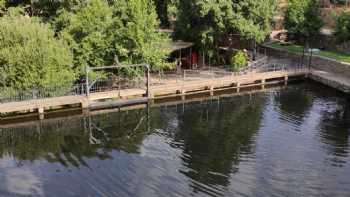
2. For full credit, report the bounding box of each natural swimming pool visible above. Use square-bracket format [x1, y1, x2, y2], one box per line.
[0, 82, 349, 197]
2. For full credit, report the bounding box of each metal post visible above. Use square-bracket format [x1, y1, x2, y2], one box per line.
[146, 64, 150, 98]
[86, 66, 89, 97]
[308, 47, 313, 71]
[301, 45, 305, 68]
[179, 48, 182, 70]
[190, 47, 192, 69]
[146, 100, 150, 133]
[118, 70, 121, 98]
[202, 50, 205, 68]
[253, 40, 257, 61]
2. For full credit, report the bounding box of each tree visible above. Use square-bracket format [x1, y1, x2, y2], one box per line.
[1, 0, 85, 18]
[55, 0, 172, 75]
[175, 0, 277, 61]
[113, 0, 173, 71]
[284, 0, 324, 44]
[175, 0, 234, 53]
[153, 0, 171, 27]
[334, 11, 350, 42]
[55, 0, 116, 74]
[0, 16, 75, 89]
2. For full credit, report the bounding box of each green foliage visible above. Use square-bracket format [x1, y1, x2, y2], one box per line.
[1, 0, 85, 18]
[334, 11, 350, 42]
[153, 0, 170, 27]
[113, 0, 174, 71]
[284, 0, 324, 41]
[268, 42, 350, 63]
[55, 0, 172, 75]
[230, 51, 248, 71]
[176, 0, 277, 49]
[0, 0, 5, 15]
[167, 0, 178, 20]
[55, 0, 115, 74]
[0, 16, 75, 89]
[231, 0, 277, 42]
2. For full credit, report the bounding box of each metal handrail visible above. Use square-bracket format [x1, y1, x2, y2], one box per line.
[0, 64, 308, 104]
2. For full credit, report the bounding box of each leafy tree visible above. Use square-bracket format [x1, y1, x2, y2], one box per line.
[231, 0, 277, 42]
[56, 0, 172, 75]
[167, 0, 178, 21]
[284, 0, 324, 44]
[55, 0, 115, 74]
[334, 11, 350, 42]
[175, 0, 233, 54]
[175, 0, 277, 60]
[0, 16, 75, 89]
[113, 0, 173, 71]
[153, 0, 171, 27]
[2, 0, 85, 18]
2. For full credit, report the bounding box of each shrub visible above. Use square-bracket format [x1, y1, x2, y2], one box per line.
[334, 12, 350, 42]
[230, 51, 248, 71]
[0, 16, 75, 90]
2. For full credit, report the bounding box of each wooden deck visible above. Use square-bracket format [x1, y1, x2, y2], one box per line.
[0, 68, 309, 117]
[150, 69, 308, 96]
[0, 95, 88, 115]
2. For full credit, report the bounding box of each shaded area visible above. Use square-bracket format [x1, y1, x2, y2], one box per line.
[173, 95, 267, 195]
[0, 108, 151, 167]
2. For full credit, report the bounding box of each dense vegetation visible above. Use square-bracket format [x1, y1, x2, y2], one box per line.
[0, 0, 283, 91]
[284, 0, 323, 44]
[0, 0, 171, 90]
[175, 0, 277, 59]
[334, 11, 350, 42]
[0, 16, 74, 89]
[55, 0, 172, 74]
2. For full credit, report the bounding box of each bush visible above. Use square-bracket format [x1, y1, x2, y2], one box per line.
[0, 16, 75, 90]
[230, 51, 248, 71]
[334, 12, 350, 42]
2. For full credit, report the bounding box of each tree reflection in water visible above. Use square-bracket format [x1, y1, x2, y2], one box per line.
[173, 94, 267, 194]
[0, 106, 152, 167]
[0, 84, 350, 197]
[318, 97, 350, 164]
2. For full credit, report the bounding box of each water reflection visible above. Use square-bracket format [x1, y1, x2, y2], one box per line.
[173, 95, 266, 195]
[274, 85, 313, 124]
[0, 107, 151, 167]
[318, 97, 350, 163]
[0, 83, 349, 197]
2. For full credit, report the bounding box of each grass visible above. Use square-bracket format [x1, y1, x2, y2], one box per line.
[267, 42, 350, 63]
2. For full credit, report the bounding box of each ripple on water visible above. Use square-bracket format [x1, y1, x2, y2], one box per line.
[0, 83, 350, 197]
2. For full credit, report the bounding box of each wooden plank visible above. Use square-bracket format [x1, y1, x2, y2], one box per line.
[0, 95, 88, 114]
[0, 69, 308, 115]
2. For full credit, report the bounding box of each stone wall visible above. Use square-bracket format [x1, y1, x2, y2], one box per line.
[262, 45, 350, 78]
